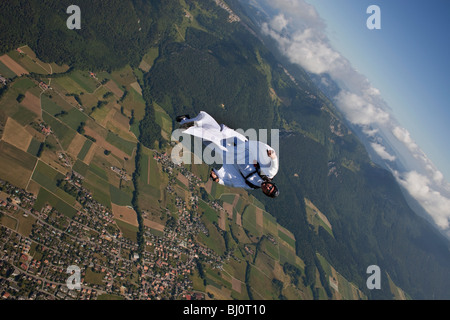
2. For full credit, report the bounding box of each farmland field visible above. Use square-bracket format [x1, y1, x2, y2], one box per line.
[20, 91, 41, 116]
[7, 49, 49, 74]
[83, 125, 130, 160]
[111, 203, 138, 226]
[104, 79, 124, 98]
[42, 111, 76, 150]
[11, 105, 38, 126]
[65, 133, 87, 158]
[84, 268, 105, 286]
[0, 54, 28, 76]
[109, 185, 133, 206]
[41, 95, 63, 115]
[115, 219, 138, 242]
[27, 138, 42, 157]
[242, 205, 261, 237]
[89, 163, 108, 181]
[60, 107, 89, 132]
[12, 78, 36, 90]
[72, 160, 89, 177]
[1, 214, 17, 231]
[0, 141, 36, 188]
[31, 160, 76, 205]
[83, 170, 111, 207]
[68, 70, 99, 93]
[0, 60, 16, 78]
[53, 76, 85, 94]
[139, 47, 159, 72]
[33, 187, 77, 219]
[2, 117, 33, 152]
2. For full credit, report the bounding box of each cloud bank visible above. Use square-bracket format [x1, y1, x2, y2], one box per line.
[370, 142, 396, 162]
[257, 0, 450, 232]
[393, 170, 450, 230]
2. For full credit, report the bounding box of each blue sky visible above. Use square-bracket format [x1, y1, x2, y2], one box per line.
[255, 0, 450, 232]
[308, 0, 450, 181]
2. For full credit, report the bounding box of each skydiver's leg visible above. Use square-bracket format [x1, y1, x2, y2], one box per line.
[178, 111, 221, 130]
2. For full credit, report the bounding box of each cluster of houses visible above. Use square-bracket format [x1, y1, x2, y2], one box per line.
[110, 166, 130, 181]
[0, 146, 231, 300]
[214, 0, 240, 23]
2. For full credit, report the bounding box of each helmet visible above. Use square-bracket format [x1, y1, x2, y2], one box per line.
[262, 181, 279, 198]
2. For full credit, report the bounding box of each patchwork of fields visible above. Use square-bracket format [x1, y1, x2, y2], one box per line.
[0, 45, 405, 301]
[0, 46, 142, 241]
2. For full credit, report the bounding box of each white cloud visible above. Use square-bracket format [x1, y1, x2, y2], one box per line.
[262, 0, 323, 28]
[335, 90, 390, 126]
[270, 13, 288, 32]
[260, 3, 390, 129]
[391, 126, 448, 188]
[393, 170, 450, 230]
[362, 126, 379, 137]
[371, 142, 396, 162]
[262, 20, 343, 75]
[258, 0, 450, 232]
[392, 126, 419, 153]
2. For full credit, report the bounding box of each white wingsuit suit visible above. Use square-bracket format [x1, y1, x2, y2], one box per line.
[178, 111, 279, 192]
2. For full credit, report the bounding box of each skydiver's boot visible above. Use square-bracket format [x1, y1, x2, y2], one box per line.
[176, 114, 190, 123]
[177, 114, 194, 129]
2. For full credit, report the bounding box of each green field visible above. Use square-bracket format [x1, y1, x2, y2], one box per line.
[77, 139, 93, 161]
[41, 94, 88, 132]
[83, 170, 111, 207]
[0, 60, 16, 78]
[247, 264, 276, 299]
[33, 187, 77, 218]
[90, 103, 110, 122]
[0, 141, 37, 189]
[89, 163, 108, 181]
[27, 138, 42, 157]
[53, 75, 85, 94]
[60, 107, 89, 131]
[31, 161, 76, 205]
[278, 229, 296, 249]
[140, 47, 159, 70]
[41, 95, 63, 115]
[153, 102, 172, 136]
[109, 185, 133, 206]
[68, 70, 99, 93]
[115, 219, 138, 242]
[11, 105, 38, 126]
[84, 267, 105, 286]
[106, 131, 135, 156]
[42, 111, 76, 149]
[220, 194, 236, 205]
[241, 205, 261, 237]
[198, 199, 218, 223]
[139, 149, 162, 200]
[11, 78, 36, 90]
[73, 159, 89, 177]
[197, 217, 226, 256]
[7, 51, 49, 74]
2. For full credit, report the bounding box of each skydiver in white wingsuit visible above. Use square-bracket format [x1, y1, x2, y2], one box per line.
[176, 111, 279, 198]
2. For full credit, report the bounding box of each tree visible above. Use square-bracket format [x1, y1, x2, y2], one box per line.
[16, 93, 25, 103]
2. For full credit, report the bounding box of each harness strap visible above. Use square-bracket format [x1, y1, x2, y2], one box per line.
[240, 170, 261, 189]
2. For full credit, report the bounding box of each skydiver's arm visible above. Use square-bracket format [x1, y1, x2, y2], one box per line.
[266, 149, 279, 178]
